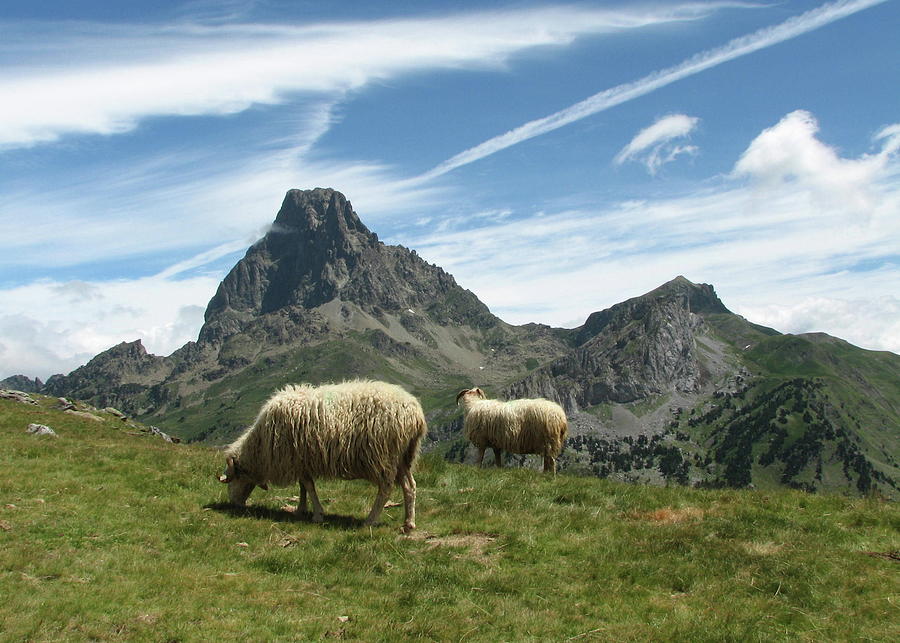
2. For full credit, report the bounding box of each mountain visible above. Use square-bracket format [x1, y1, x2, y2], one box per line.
[44, 188, 570, 442]
[495, 283, 899, 498]
[0, 374, 44, 392]
[40, 188, 900, 497]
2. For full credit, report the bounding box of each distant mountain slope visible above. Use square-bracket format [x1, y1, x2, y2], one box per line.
[40, 188, 899, 497]
[686, 333, 900, 495]
[0, 374, 43, 392]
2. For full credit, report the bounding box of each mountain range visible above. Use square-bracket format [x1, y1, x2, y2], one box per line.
[7, 188, 898, 497]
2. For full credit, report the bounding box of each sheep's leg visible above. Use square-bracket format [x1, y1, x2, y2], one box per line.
[399, 468, 417, 533]
[301, 478, 324, 523]
[543, 454, 557, 474]
[493, 447, 503, 468]
[363, 481, 393, 527]
[475, 446, 486, 467]
[297, 484, 308, 515]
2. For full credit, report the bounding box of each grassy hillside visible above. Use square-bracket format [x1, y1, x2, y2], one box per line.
[2, 395, 898, 641]
[151, 334, 473, 445]
[673, 333, 900, 497]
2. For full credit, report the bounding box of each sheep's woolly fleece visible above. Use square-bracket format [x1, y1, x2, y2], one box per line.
[226, 380, 427, 487]
[459, 390, 567, 457]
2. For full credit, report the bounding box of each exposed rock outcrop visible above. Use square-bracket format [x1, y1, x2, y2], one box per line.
[506, 277, 727, 411]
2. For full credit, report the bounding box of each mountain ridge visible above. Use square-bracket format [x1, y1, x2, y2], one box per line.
[31, 188, 900, 498]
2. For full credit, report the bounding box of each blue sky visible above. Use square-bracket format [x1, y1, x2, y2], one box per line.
[1, 0, 898, 379]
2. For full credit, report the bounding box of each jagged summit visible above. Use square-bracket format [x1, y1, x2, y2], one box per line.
[199, 188, 497, 343]
[273, 188, 376, 242]
[647, 276, 731, 315]
[575, 276, 728, 347]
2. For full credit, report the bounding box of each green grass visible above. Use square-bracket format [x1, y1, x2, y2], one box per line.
[2, 396, 898, 641]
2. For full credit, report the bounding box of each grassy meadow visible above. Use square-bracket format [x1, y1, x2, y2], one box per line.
[1, 395, 898, 641]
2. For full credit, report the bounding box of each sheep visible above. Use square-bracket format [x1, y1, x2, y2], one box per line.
[218, 380, 427, 532]
[456, 387, 568, 474]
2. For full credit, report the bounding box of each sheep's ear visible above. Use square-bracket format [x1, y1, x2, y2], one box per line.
[219, 456, 237, 483]
[455, 389, 470, 405]
[474, 387, 485, 398]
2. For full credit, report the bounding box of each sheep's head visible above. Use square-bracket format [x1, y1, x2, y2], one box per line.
[456, 387, 486, 408]
[218, 456, 267, 506]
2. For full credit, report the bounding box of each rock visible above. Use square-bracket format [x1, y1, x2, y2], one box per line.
[199, 188, 499, 344]
[0, 389, 38, 405]
[26, 423, 57, 437]
[104, 407, 127, 420]
[64, 409, 103, 422]
[148, 426, 180, 443]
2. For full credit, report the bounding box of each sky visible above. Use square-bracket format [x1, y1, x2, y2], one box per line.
[1, 0, 898, 380]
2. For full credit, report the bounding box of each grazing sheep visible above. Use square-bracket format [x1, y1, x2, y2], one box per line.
[456, 387, 568, 474]
[219, 380, 427, 532]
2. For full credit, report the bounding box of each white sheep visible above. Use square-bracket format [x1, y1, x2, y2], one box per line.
[456, 387, 568, 474]
[219, 380, 427, 532]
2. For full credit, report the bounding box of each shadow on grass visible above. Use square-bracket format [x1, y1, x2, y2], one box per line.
[204, 501, 366, 529]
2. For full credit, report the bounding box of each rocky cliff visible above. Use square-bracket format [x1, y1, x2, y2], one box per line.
[506, 276, 728, 412]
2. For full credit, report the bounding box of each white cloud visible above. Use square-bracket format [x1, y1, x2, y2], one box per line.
[736, 295, 900, 354]
[0, 4, 725, 149]
[733, 110, 889, 217]
[0, 276, 219, 380]
[615, 114, 699, 174]
[416, 0, 888, 181]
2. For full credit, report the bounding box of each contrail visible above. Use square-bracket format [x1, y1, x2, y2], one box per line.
[415, 0, 889, 182]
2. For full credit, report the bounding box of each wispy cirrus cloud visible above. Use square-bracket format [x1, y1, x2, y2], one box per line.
[0, 3, 726, 149]
[614, 114, 699, 174]
[416, 0, 889, 181]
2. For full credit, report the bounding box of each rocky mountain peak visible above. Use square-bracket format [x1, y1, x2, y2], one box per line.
[273, 188, 375, 245]
[575, 276, 728, 347]
[647, 276, 731, 315]
[198, 188, 498, 343]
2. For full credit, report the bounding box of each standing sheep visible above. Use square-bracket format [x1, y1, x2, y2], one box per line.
[219, 380, 427, 532]
[456, 387, 568, 474]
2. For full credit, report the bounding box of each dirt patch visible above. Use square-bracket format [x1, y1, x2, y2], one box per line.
[633, 506, 706, 524]
[404, 531, 499, 563]
[864, 551, 899, 562]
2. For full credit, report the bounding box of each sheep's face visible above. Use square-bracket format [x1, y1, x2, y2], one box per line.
[456, 387, 486, 408]
[218, 456, 267, 507]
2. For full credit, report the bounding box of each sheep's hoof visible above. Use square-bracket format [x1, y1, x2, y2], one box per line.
[312, 513, 324, 523]
[401, 522, 416, 534]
